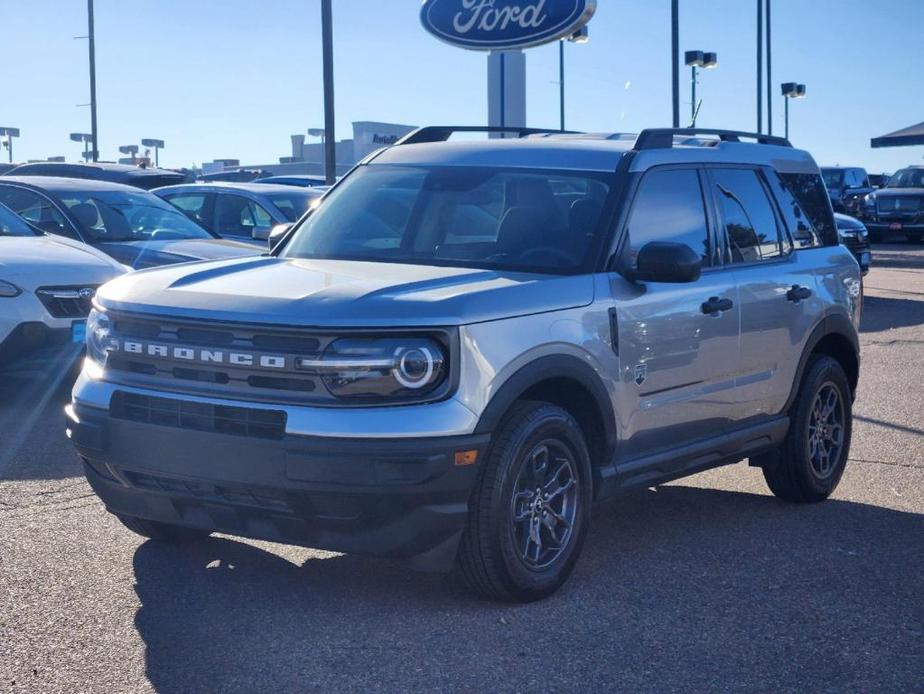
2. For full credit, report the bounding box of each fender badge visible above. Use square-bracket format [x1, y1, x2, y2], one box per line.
[634, 363, 647, 386]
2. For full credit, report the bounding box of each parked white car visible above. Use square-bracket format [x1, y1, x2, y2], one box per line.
[0, 201, 125, 369]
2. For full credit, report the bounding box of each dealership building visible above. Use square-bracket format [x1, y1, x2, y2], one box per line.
[201, 121, 417, 178]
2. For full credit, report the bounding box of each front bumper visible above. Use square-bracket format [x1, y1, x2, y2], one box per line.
[863, 221, 924, 236]
[66, 390, 490, 572]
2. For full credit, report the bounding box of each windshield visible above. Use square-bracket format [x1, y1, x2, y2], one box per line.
[281, 165, 613, 274]
[59, 190, 213, 242]
[266, 191, 315, 222]
[885, 168, 924, 189]
[821, 169, 844, 189]
[0, 202, 37, 236]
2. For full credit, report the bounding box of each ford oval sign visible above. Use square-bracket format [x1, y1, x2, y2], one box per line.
[420, 0, 596, 51]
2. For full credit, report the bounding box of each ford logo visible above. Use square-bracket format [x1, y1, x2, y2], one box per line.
[420, 0, 596, 51]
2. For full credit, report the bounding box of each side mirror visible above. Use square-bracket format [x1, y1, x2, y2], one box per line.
[267, 223, 291, 250]
[633, 241, 702, 283]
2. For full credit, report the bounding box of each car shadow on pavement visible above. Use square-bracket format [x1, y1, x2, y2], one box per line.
[132, 484, 924, 693]
[859, 295, 924, 333]
[0, 358, 83, 481]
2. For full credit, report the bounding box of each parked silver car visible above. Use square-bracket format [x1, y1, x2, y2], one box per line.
[155, 182, 323, 243]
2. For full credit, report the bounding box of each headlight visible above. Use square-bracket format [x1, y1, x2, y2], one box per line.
[296, 337, 447, 400]
[0, 280, 22, 298]
[86, 308, 117, 366]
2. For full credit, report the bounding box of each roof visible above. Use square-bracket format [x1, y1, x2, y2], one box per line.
[372, 133, 816, 175]
[153, 182, 322, 196]
[0, 175, 148, 193]
[871, 121, 924, 148]
[4, 161, 185, 179]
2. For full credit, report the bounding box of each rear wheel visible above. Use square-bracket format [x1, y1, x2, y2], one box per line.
[115, 514, 211, 543]
[908, 233, 923, 244]
[763, 356, 852, 502]
[455, 401, 592, 602]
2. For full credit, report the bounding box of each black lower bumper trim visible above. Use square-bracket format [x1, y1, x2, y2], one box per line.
[68, 401, 489, 571]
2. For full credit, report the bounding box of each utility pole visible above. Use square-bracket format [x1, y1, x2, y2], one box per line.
[87, 0, 99, 161]
[321, 0, 336, 185]
[671, 0, 680, 128]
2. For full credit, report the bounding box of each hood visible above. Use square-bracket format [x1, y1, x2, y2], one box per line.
[95, 238, 258, 269]
[0, 235, 125, 290]
[96, 256, 595, 327]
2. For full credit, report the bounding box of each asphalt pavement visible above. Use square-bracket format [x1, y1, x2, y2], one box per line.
[1, 243, 922, 693]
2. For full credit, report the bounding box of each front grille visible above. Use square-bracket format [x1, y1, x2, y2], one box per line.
[878, 196, 921, 214]
[36, 286, 97, 318]
[106, 313, 334, 403]
[111, 391, 287, 440]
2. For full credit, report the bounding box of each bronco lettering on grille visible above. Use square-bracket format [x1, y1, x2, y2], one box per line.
[116, 340, 287, 369]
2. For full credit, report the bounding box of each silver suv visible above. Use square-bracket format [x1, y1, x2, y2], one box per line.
[67, 127, 862, 602]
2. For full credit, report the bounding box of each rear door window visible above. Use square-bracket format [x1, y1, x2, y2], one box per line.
[214, 194, 273, 239]
[711, 168, 788, 264]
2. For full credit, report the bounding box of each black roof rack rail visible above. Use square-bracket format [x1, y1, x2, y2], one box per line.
[395, 126, 578, 145]
[634, 128, 792, 150]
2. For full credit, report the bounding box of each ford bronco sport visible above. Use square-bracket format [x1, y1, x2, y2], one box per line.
[67, 126, 862, 602]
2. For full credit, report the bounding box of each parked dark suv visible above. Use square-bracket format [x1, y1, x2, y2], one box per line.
[68, 127, 861, 602]
[858, 166, 924, 242]
[821, 166, 872, 215]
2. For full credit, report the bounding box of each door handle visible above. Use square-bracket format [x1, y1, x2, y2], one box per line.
[701, 296, 734, 315]
[786, 285, 812, 303]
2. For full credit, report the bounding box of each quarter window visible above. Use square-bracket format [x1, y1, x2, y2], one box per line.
[623, 169, 711, 268]
[777, 172, 837, 246]
[712, 169, 787, 264]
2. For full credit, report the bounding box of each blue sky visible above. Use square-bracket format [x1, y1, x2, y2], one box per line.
[3, 0, 922, 172]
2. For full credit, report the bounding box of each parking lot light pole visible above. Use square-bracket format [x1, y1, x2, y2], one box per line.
[141, 139, 165, 167]
[69, 132, 93, 161]
[321, 0, 336, 185]
[0, 127, 20, 164]
[671, 0, 680, 128]
[781, 82, 806, 140]
[684, 50, 717, 127]
[87, 0, 98, 161]
[558, 27, 589, 132]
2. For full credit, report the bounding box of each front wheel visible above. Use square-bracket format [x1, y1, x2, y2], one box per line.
[455, 401, 592, 602]
[763, 356, 852, 502]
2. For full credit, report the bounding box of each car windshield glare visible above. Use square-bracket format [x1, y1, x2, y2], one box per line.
[885, 168, 924, 189]
[0, 203, 37, 236]
[60, 191, 213, 242]
[280, 165, 613, 274]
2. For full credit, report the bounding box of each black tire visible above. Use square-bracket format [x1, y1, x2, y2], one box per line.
[763, 356, 852, 502]
[869, 232, 882, 243]
[908, 233, 923, 244]
[455, 401, 593, 602]
[115, 514, 211, 543]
